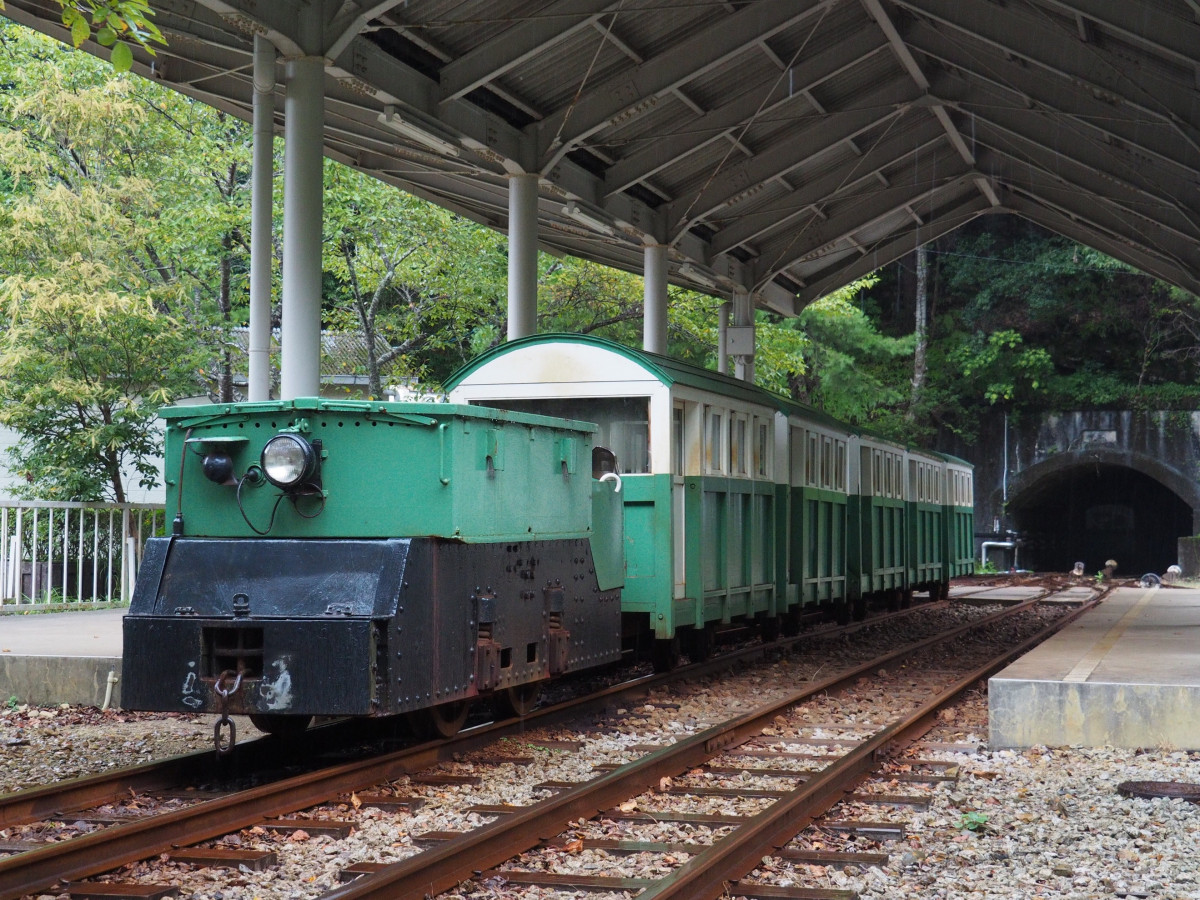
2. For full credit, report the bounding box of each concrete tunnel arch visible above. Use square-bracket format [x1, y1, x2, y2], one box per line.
[1002, 448, 1199, 577]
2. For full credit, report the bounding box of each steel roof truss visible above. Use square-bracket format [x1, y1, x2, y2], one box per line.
[665, 79, 927, 236]
[534, 0, 829, 169]
[790, 194, 993, 305]
[603, 28, 888, 196]
[437, 0, 618, 103]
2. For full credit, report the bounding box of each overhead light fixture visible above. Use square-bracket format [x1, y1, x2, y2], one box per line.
[562, 202, 615, 236]
[678, 264, 718, 290]
[378, 105, 460, 157]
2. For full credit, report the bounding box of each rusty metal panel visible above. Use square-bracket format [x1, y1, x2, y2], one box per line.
[124, 535, 622, 719]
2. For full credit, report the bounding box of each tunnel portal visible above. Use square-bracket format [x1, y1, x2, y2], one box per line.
[1008, 463, 1192, 577]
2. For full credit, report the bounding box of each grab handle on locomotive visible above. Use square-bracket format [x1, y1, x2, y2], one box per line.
[599, 472, 622, 493]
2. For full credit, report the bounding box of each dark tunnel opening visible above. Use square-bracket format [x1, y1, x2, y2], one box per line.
[1008, 464, 1192, 577]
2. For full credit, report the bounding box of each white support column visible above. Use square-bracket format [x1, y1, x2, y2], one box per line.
[507, 173, 539, 341]
[279, 54, 325, 400]
[643, 243, 668, 355]
[732, 287, 755, 383]
[248, 35, 275, 402]
[717, 302, 730, 375]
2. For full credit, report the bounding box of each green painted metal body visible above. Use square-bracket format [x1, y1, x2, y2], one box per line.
[683, 476, 777, 637]
[162, 399, 597, 542]
[944, 504, 976, 578]
[615, 474, 674, 635]
[906, 501, 945, 587]
[790, 486, 849, 606]
[847, 495, 906, 599]
[591, 480, 627, 591]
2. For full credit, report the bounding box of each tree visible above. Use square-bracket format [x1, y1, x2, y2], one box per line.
[0, 24, 251, 497]
[751, 277, 913, 429]
[0, 0, 164, 71]
[323, 164, 508, 396]
[908, 243, 929, 419]
[1, 23, 261, 400]
[0, 284, 201, 501]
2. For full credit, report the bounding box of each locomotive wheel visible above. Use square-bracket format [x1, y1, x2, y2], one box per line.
[651, 636, 681, 673]
[836, 598, 853, 626]
[249, 714, 312, 737]
[759, 614, 782, 643]
[409, 700, 472, 739]
[682, 623, 716, 662]
[496, 682, 542, 718]
[780, 607, 803, 637]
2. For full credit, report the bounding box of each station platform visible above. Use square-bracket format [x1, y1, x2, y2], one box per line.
[0, 607, 124, 707]
[989, 585, 1200, 750]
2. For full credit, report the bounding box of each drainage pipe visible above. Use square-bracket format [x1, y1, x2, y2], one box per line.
[101, 669, 119, 711]
[981, 540, 1018, 570]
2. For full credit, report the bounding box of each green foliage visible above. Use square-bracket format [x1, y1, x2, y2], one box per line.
[958, 811, 990, 833]
[0, 284, 202, 501]
[321, 163, 508, 394]
[787, 278, 914, 431]
[952, 330, 1053, 406]
[0, 25, 238, 497]
[0, 0, 165, 71]
[865, 218, 1200, 442]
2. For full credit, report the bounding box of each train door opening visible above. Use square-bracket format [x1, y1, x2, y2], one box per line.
[1007, 463, 1192, 576]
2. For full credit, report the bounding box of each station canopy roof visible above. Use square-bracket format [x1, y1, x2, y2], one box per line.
[6, 0, 1200, 314]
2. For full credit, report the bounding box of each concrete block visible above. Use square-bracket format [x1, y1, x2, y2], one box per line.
[0, 655, 121, 707]
[989, 677, 1200, 750]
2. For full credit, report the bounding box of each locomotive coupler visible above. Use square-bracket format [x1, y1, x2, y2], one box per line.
[213, 669, 243, 758]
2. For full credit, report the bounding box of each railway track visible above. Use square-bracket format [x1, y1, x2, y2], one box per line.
[0, 586, 1097, 899]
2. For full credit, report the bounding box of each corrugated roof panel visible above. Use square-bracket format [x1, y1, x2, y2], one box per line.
[809, 49, 905, 112]
[496, 29, 631, 112]
[591, 94, 699, 162]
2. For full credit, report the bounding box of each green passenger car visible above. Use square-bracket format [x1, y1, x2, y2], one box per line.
[448, 333, 972, 663]
[847, 436, 908, 615]
[448, 334, 788, 667]
[943, 455, 976, 583]
[905, 449, 947, 601]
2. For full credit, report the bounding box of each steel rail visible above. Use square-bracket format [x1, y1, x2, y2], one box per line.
[639, 594, 1103, 898]
[0, 595, 960, 831]
[0, 716, 396, 829]
[320, 593, 1086, 900]
[0, 590, 1058, 898]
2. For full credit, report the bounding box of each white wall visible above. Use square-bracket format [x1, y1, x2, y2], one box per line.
[0, 421, 166, 504]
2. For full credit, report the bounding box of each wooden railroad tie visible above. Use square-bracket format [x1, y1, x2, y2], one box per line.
[166, 848, 278, 870]
[67, 884, 177, 900]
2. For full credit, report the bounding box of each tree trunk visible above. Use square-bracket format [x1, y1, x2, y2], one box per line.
[908, 243, 929, 420]
[366, 319, 382, 399]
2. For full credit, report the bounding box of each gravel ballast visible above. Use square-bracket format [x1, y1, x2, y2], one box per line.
[2, 604, 1199, 899]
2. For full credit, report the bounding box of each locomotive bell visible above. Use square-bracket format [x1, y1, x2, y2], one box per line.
[202, 451, 235, 484]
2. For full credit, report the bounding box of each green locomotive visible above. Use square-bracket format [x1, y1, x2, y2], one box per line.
[123, 399, 624, 737]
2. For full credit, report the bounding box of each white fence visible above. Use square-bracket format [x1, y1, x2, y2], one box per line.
[0, 501, 165, 608]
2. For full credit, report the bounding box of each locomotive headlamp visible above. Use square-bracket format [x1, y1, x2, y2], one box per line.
[261, 433, 318, 489]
